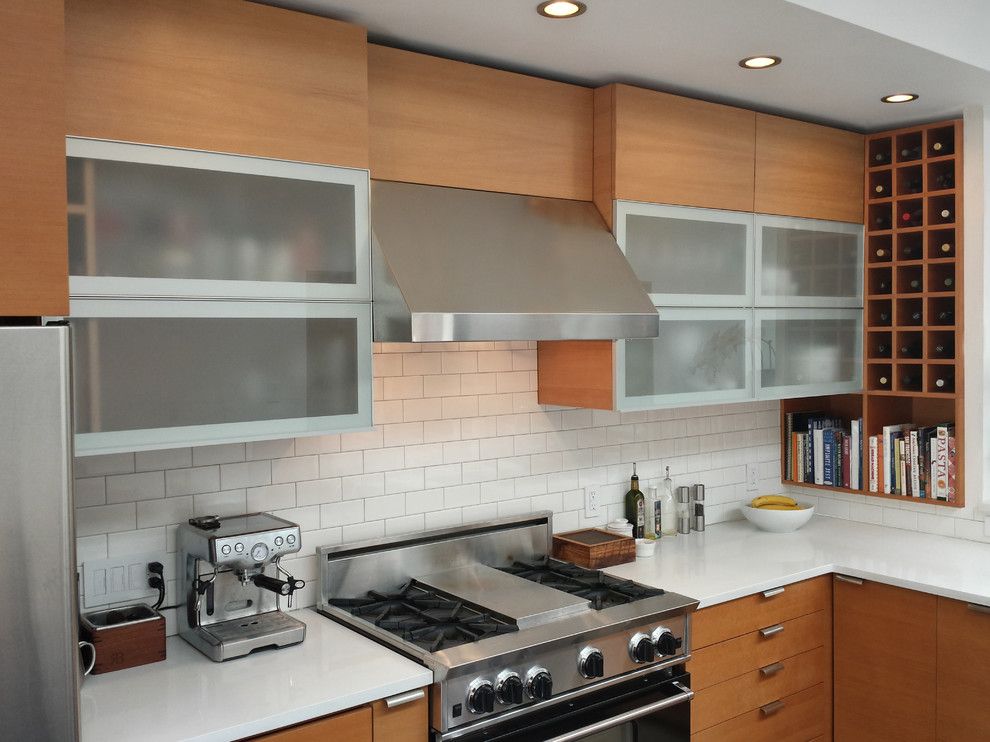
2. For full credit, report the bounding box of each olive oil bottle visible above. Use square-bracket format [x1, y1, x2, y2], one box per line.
[624, 463, 645, 539]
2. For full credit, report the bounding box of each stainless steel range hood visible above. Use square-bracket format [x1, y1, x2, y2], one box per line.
[371, 180, 659, 342]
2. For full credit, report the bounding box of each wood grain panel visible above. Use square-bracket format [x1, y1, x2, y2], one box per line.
[834, 577, 936, 742]
[692, 577, 829, 649]
[371, 693, 428, 742]
[65, 0, 368, 167]
[592, 85, 616, 228]
[693, 647, 825, 732]
[936, 597, 990, 741]
[611, 84, 756, 212]
[536, 340, 614, 409]
[368, 45, 592, 200]
[755, 113, 864, 222]
[691, 683, 825, 742]
[249, 706, 372, 742]
[689, 610, 825, 690]
[0, 0, 68, 316]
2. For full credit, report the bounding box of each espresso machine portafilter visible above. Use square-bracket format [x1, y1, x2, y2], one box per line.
[177, 513, 307, 661]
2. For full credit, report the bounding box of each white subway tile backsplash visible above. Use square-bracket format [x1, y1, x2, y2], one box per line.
[135, 448, 191, 472]
[165, 466, 220, 497]
[424, 419, 461, 444]
[246, 439, 295, 461]
[443, 440, 480, 464]
[442, 352, 477, 374]
[342, 473, 385, 501]
[319, 451, 364, 478]
[293, 434, 340, 456]
[384, 375, 424, 400]
[424, 508, 463, 529]
[76, 503, 137, 536]
[106, 471, 165, 504]
[220, 460, 271, 490]
[403, 398, 443, 422]
[478, 393, 515, 416]
[402, 352, 442, 376]
[423, 375, 461, 398]
[340, 428, 383, 452]
[74, 477, 107, 508]
[192, 443, 245, 467]
[424, 463, 462, 489]
[384, 422, 425, 447]
[107, 527, 167, 557]
[385, 468, 425, 495]
[272, 455, 320, 484]
[477, 351, 513, 373]
[76, 534, 108, 563]
[444, 483, 480, 508]
[480, 436, 514, 460]
[461, 373, 497, 396]
[193, 489, 247, 517]
[461, 459, 498, 484]
[246, 484, 296, 512]
[296, 478, 342, 507]
[386, 514, 426, 536]
[74, 452, 135, 478]
[363, 447, 406, 474]
[137, 496, 193, 529]
[365, 493, 405, 521]
[405, 443, 444, 468]
[406, 488, 444, 514]
[321, 500, 365, 527]
[342, 520, 384, 542]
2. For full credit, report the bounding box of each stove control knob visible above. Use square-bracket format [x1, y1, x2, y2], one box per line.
[579, 647, 605, 679]
[652, 627, 679, 657]
[629, 632, 656, 664]
[526, 667, 553, 701]
[467, 679, 496, 714]
[496, 672, 524, 705]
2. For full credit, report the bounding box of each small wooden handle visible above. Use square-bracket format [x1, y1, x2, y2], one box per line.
[761, 700, 785, 716]
[760, 661, 785, 677]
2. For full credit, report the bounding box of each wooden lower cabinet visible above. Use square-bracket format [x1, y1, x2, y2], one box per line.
[689, 576, 831, 740]
[247, 691, 427, 741]
[936, 597, 990, 740]
[833, 576, 937, 742]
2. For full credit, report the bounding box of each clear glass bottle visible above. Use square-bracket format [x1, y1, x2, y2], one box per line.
[659, 466, 677, 536]
[645, 486, 658, 540]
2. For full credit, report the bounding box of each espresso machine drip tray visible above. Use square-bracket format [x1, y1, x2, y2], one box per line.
[198, 612, 306, 661]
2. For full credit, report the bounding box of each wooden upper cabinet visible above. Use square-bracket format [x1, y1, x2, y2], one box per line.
[368, 45, 593, 200]
[755, 113, 864, 223]
[833, 576, 936, 742]
[936, 597, 990, 741]
[0, 0, 68, 317]
[597, 84, 757, 221]
[65, 0, 368, 167]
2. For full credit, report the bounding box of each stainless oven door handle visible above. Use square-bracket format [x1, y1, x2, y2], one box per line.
[543, 682, 694, 742]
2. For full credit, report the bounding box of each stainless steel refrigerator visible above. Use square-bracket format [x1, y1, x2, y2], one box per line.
[0, 325, 81, 740]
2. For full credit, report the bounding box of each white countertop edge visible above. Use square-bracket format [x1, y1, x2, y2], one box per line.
[691, 566, 834, 608]
[179, 676, 433, 742]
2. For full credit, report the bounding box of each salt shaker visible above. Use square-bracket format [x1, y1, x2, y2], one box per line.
[691, 484, 706, 532]
[676, 486, 691, 534]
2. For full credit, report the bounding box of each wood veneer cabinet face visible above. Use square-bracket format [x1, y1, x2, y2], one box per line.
[936, 597, 990, 740]
[65, 0, 369, 168]
[833, 577, 936, 742]
[606, 84, 757, 213]
[368, 45, 593, 201]
[755, 113, 864, 223]
[0, 0, 68, 316]
[372, 694, 428, 742]
[250, 705, 372, 742]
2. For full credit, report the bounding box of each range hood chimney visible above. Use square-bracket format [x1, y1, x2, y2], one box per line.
[371, 180, 659, 342]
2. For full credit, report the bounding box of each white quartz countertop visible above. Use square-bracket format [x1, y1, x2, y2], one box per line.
[604, 516, 990, 608]
[80, 609, 432, 742]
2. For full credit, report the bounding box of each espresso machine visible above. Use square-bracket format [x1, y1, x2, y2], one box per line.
[178, 513, 306, 661]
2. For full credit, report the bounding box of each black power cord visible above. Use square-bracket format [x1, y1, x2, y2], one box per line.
[147, 561, 166, 611]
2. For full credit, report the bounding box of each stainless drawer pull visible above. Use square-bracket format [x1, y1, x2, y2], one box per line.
[762, 587, 786, 598]
[384, 689, 425, 709]
[761, 699, 785, 716]
[760, 624, 784, 638]
[835, 574, 864, 585]
[967, 603, 990, 615]
[760, 662, 785, 677]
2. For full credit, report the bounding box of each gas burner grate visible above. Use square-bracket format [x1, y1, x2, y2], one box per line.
[327, 581, 517, 651]
[499, 559, 664, 609]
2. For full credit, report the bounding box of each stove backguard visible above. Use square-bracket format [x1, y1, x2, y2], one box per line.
[319, 512, 553, 604]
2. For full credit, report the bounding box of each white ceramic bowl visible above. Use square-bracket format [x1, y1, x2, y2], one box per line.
[741, 503, 815, 533]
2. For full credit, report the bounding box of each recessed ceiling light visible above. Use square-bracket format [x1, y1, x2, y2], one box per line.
[881, 93, 919, 104]
[739, 55, 782, 69]
[537, 1, 587, 19]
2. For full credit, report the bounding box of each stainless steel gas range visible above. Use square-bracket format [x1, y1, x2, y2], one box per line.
[318, 513, 699, 741]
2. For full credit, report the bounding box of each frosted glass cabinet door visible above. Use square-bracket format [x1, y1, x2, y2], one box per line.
[66, 137, 370, 301]
[618, 308, 753, 410]
[755, 215, 863, 307]
[615, 202, 754, 306]
[755, 309, 863, 399]
[70, 300, 372, 455]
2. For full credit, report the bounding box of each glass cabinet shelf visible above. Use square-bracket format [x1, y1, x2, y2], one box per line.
[70, 300, 372, 455]
[66, 137, 370, 301]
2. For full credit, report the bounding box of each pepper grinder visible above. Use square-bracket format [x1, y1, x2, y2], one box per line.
[691, 484, 706, 532]
[676, 486, 691, 534]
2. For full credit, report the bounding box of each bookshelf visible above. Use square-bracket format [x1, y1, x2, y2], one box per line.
[780, 119, 964, 508]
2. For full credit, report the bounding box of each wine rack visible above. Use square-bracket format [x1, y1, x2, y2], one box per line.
[780, 119, 964, 507]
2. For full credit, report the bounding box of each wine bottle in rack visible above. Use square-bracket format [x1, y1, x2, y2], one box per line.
[901, 208, 923, 226]
[938, 208, 953, 222]
[931, 140, 947, 153]
[909, 310, 923, 323]
[943, 276, 955, 289]
[936, 308, 955, 324]
[879, 310, 891, 324]
[899, 342, 922, 358]
[901, 372, 921, 388]
[877, 374, 890, 388]
[875, 247, 888, 258]
[877, 278, 891, 293]
[903, 177, 922, 194]
[900, 144, 922, 160]
[901, 244, 920, 260]
[874, 214, 892, 230]
[933, 172, 954, 189]
[874, 150, 891, 165]
[875, 342, 890, 357]
[939, 240, 954, 256]
[932, 340, 954, 358]
[933, 370, 955, 390]
[907, 278, 922, 292]
[874, 183, 887, 196]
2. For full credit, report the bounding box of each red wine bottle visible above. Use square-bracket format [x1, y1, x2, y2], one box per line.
[901, 208, 923, 226]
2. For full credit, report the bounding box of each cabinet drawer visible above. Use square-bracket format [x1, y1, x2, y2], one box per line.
[692, 647, 825, 732]
[689, 610, 825, 690]
[692, 577, 829, 649]
[248, 705, 372, 741]
[691, 683, 825, 742]
[936, 597, 990, 741]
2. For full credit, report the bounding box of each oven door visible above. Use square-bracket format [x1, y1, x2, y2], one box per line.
[440, 670, 692, 742]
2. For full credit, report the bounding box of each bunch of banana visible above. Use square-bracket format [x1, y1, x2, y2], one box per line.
[749, 495, 804, 510]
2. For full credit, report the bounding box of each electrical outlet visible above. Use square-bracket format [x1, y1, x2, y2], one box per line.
[584, 488, 601, 518]
[81, 551, 170, 609]
[746, 463, 759, 492]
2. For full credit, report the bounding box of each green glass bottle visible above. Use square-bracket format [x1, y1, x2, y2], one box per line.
[624, 463, 645, 539]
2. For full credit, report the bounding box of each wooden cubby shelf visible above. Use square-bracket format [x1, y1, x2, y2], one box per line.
[781, 119, 964, 507]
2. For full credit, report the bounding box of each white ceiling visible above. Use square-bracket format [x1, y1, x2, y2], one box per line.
[263, 0, 990, 132]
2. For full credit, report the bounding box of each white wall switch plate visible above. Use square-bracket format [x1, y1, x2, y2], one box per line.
[584, 488, 601, 518]
[746, 463, 759, 492]
[81, 551, 170, 609]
